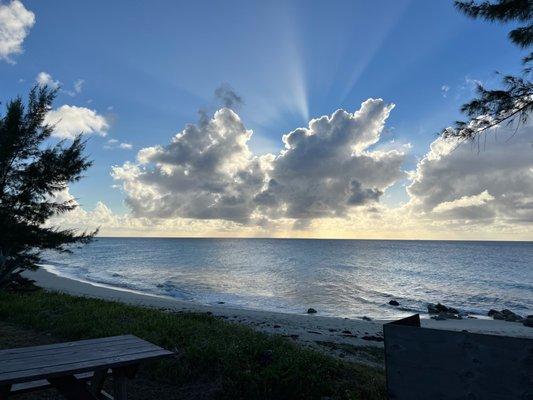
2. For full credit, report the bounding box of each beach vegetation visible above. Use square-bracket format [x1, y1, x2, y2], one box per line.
[0, 290, 386, 400]
[0, 86, 95, 289]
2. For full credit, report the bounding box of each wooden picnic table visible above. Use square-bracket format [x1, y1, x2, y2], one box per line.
[0, 334, 174, 399]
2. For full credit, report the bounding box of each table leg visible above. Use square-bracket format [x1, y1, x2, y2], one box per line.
[48, 375, 99, 400]
[90, 368, 107, 395]
[112, 368, 127, 400]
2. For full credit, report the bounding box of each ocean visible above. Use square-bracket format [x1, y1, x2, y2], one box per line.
[41, 237, 533, 319]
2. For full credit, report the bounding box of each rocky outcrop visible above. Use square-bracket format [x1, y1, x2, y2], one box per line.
[523, 315, 533, 327]
[488, 309, 524, 322]
[389, 300, 400, 306]
[306, 308, 317, 314]
[427, 303, 461, 320]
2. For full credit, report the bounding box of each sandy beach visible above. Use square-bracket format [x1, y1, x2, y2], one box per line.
[25, 268, 533, 366]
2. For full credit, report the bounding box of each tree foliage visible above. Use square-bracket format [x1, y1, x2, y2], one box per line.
[0, 86, 96, 288]
[442, 0, 533, 141]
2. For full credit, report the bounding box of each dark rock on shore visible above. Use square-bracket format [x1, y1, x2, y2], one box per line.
[427, 303, 459, 314]
[307, 308, 317, 314]
[388, 300, 400, 306]
[362, 316, 372, 321]
[523, 315, 533, 327]
[488, 309, 523, 322]
[427, 303, 461, 320]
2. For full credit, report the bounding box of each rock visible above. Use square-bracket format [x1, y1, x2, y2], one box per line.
[362, 316, 372, 321]
[431, 315, 446, 321]
[428, 303, 459, 315]
[307, 308, 317, 314]
[523, 316, 533, 327]
[273, 324, 281, 329]
[217, 301, 225, 304]
[389, 300, 400, 306]
[341, 330, 352, 335]
[488, 309, 523, 322]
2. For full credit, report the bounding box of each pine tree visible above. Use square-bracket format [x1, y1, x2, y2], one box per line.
[441, 0, 532, 141]
[0, 86, 96, 288]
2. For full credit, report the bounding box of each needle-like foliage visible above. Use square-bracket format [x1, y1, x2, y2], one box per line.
[442, 0, 533, 141]
[0, 86, 96, 288]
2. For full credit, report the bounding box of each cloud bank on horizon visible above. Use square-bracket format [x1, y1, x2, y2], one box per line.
[49, 93, 532, 240]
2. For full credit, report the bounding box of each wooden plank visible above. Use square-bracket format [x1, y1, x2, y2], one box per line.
[11, 371, 110, 394]
[0, 335, 140, 361]
[0, 348, 172, 385]
[0, 341, 161, 372]
[384, 322, 533, 400]
[11, 372, 92, 394]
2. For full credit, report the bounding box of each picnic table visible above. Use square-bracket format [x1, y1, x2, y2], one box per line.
[0, 334, 174, 399]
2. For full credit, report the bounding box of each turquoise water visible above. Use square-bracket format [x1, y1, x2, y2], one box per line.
[42, 238, 533, 319]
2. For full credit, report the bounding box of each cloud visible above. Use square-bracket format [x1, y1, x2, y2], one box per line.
[36, 71, 60, 89]
[214, 84, 243, 109]
[45, 105, 109, 139]
[0, 0, 34, 63]
[104, 138, 132, 150]
[432, 190, 494, 213]
[73, 79, 84, 94]
[441, 84, 449, 98]
[112, 98, 407, 226]
[407, 123, 533, 226]
[254, 99, 405, 220]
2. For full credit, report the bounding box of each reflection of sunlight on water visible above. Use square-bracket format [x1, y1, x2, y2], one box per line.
[42, 238, 533, 319]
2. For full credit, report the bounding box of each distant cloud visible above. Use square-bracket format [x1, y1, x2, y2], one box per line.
[104, 138, 132, 150]
[45, 105, 109, 139]
[408, 123, 533, 226]
[112, 98, 406, 225]
[0, 0, 34, 63]
[214, 83, 243, 110]
[36, 72, 60, 89]
[73, 79, 84, 94]
[36, 72, 86, 96]
[441, 84, 449, 98]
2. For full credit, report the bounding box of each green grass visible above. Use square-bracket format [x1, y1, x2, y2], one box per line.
[0, 290, 385, 400]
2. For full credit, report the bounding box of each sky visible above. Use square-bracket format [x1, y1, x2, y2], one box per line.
[1, 0, 532, 240]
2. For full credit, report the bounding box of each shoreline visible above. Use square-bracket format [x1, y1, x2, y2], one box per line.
[24, 268, 533, 365]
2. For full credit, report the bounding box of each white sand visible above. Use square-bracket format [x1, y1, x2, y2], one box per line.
[24, 268, 532, 366]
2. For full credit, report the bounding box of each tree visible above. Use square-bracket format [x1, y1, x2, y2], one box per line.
[441, 0, 533, 141]
[0, 86, 96, 288]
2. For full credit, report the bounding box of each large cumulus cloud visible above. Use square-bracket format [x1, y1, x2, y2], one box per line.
[408, 123, 533, 226]
[112, 98, 407, 226]
[255, 99, 405, 220]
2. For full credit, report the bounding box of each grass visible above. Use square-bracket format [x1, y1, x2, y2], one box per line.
[0, 290, 386, 400]
[314, 341, 385, 365]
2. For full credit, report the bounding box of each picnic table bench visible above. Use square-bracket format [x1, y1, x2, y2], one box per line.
[0, 334, 174, 399]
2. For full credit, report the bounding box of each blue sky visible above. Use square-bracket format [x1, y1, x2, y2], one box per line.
[1, 0, 531, 239]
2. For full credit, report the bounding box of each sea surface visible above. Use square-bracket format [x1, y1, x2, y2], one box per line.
[41, 238, 533, 319]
